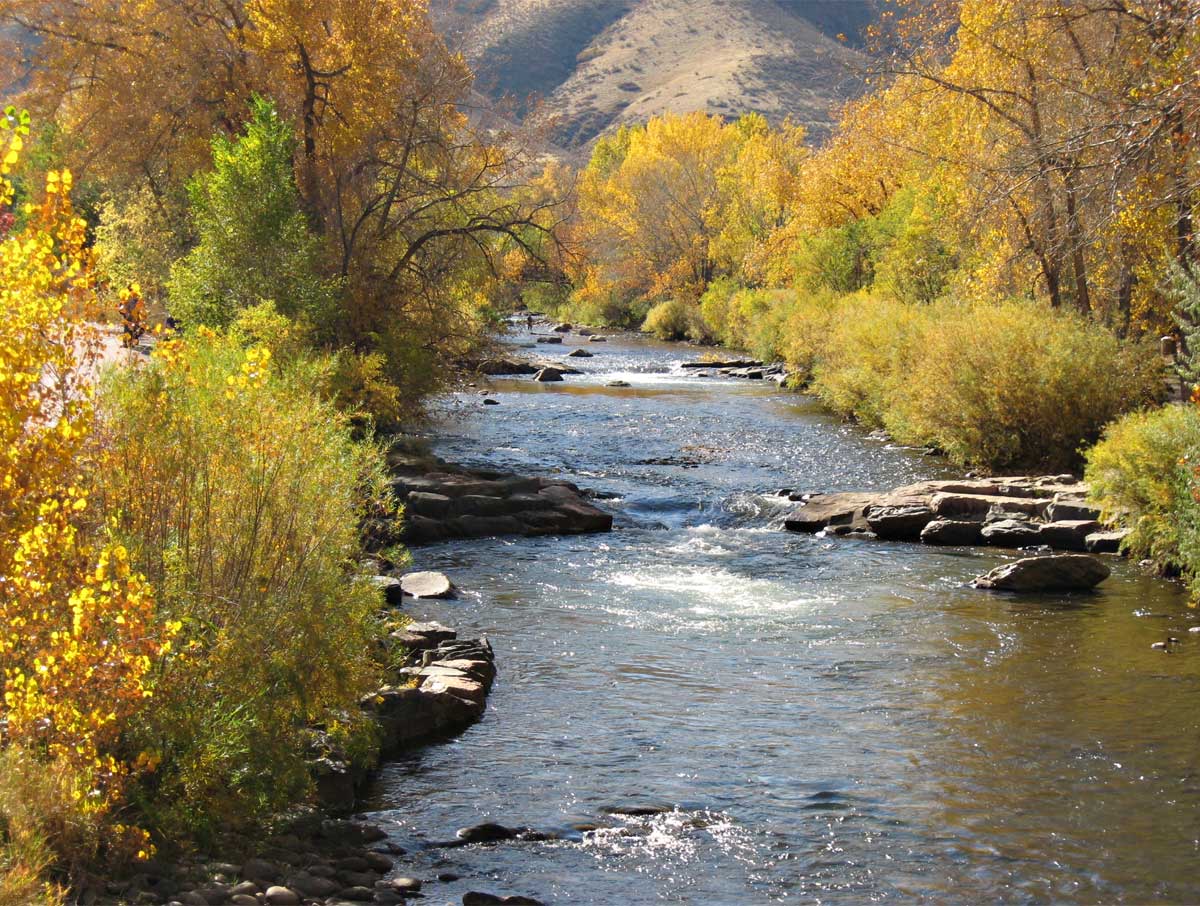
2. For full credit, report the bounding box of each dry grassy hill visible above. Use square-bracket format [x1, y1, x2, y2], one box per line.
[435, 0, 875, 150]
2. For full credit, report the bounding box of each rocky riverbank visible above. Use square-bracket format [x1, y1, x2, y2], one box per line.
[782, 475, 1126, 554]
[123, 441, 624, 906]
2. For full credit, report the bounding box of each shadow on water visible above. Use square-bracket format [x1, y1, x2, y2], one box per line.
[365, 326, 1200, 904]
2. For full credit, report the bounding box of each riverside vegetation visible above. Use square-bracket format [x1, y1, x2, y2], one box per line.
[1, 0, 1199, 900]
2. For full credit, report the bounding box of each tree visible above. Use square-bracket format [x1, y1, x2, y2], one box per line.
[1, 0, 569, 402]
[168, 96, 338, 333]
[577, 112, 741, 304]
[0, 107, 170, 887]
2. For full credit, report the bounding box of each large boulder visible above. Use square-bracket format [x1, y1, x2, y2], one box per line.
[370, 575, 405, 606]
[391, 621, 456, 650]
[680, 359, 762, 369]
[919, 519, 983, 546]
[566, 348, 593, 358]
[931, 492, 1049, 519]
[864, 504, 935, 541]
[533, 367, 564, 382]
[783, 493, 877, 534]
[971, 554, 1111, 591]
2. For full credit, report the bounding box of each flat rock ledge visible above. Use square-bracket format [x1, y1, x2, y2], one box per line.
[783, 475, 1128, 555]
[383, 448, 613, 544]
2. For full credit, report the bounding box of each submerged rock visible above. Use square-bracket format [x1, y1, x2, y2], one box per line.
[456, 822, 518, 843]
[535, 336, 562, 344]
[567, 348, 594, 357]
[971, 554, 1111, 591]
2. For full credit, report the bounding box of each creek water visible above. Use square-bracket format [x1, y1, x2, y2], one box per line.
[365, 326, 1200, 904]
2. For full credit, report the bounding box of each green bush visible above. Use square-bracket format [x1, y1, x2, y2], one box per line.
[892, 300, 1164, 470]
[1084, 403, 1200, 566]
[169, 96, 339, 334]
[777, 289, 839, 385]
[94, 330, 394, 839]
[811, 295, 930, 429]
[643, 297, 712, 342]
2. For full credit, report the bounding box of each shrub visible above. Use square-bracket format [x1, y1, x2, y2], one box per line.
[777, 289, 839, 384]
[1084, 403, 1200, 566]
[698, 276, 743, 345]
[643, 297, 712, 342]
[811, 295, 930, 428]
[93, 330, 394, 838]
[893, 300, 1164, 469]
[168, 96, 338, 333]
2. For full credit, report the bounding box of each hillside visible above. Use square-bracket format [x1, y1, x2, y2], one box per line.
[435, 0, 875, 150]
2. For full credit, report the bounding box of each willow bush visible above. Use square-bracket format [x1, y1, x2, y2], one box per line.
[93, 330, 394, 839]
[1085, 403, 1200, 571]
[889, 301, 1164, 470]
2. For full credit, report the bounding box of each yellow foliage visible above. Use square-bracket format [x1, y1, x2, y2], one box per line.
[0, 113, 170, 881]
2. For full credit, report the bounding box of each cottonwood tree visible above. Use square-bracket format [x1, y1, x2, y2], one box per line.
[1, 0, 570, 392]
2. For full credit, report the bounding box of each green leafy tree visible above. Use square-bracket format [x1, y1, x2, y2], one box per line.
[1169, 263, 1200, 388]
[169, 97, 338, 333]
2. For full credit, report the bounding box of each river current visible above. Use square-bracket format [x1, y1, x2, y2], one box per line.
[366, 326, 1200, 904]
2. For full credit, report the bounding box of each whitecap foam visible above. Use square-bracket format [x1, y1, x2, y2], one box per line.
[607, 564, 833, 618]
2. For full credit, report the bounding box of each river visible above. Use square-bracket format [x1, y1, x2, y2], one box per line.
[365, 326, 1200, 905]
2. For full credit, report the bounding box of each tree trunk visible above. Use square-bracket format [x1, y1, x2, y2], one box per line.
[1062, 161, 1090, 314]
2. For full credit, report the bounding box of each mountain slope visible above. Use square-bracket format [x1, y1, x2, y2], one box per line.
[435, 0, 875, 148]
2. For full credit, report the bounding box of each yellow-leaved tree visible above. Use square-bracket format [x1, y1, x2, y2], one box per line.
[0, 107, 171, 896]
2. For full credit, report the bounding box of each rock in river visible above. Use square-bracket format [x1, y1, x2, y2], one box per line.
[972, 554, 1111, 591]
[567, 348, 594, 357]
[456, 822, 518, 843]
[399, 571, 455, 599]
[381, 446, 614, 544]
[533, 367, 564, 382]
[864, 504, 935, 541]
[475, 358, 537, 375]
[535, 336, 562, 344]
[920, 519, 983, 546]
